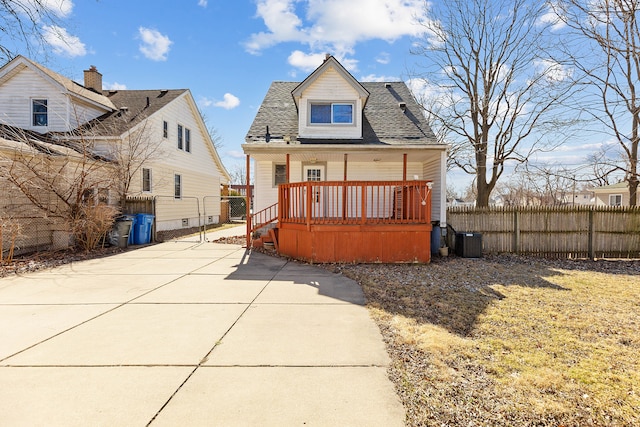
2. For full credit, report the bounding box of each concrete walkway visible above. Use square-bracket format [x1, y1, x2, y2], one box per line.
[0, 227, 405, 426]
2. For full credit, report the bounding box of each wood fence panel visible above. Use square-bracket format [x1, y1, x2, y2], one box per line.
[448, 206, 640, 259]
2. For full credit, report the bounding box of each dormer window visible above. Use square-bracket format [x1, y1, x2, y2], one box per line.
[310, 103, 353, 124]
[32, 99, 48, 126]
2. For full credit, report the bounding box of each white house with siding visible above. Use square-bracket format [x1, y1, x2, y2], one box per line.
[0, 55, 230, 239]
[243, 56, 448, 263]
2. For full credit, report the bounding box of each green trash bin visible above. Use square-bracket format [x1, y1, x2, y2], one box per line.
[110, 217, 132, 248]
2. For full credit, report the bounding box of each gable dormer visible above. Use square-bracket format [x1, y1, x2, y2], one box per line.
[291, 56, 369, 140]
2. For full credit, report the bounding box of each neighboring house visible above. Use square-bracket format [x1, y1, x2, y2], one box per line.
[243, 55, 447, 263]
[0, 56, 230, 250]
[592, 182, 630, 206]
[563, 189, 594, 206]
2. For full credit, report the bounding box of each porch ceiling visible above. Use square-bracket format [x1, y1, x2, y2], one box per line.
[242, 143, 446, 163]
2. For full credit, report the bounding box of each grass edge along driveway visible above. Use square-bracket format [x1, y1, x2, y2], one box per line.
[329, 255, 640, 427]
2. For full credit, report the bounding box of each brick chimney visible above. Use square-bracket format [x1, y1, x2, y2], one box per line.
[83, 65, 102, 92]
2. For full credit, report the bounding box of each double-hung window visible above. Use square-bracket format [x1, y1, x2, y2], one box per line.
[174, 174, 182, 199]
[32, 99, 48, 126]
[274, 164, 287, 187]
[177, 125, 191, 152]
[310, 103, 353, 124]
[142, 168, 152, 192]
[177, 124, 183, 150]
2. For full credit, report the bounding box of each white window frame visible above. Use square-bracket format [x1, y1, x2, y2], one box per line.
[609, 194, 622, 206]
[185, 128, 191, 153]
[142, 168, 152, 193]
[309, 102, 355, 125]
[273, 164, 287, 187]
[174, 174, 182, 199]
[32, 98, 48, 127]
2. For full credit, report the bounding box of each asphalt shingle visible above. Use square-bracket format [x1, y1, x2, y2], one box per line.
[245, 81, 437, 145]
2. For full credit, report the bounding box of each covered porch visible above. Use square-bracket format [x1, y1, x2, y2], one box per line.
[244, 146, 443, 263]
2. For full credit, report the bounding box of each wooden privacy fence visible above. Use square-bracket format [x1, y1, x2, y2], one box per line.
[447, 206, 640, 259]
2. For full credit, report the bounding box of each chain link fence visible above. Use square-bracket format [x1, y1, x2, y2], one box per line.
[1, 193, 250, 257]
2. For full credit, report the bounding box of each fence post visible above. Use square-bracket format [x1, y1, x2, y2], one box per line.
[588, 208, 595, 260]
[514, 209, 520, 254]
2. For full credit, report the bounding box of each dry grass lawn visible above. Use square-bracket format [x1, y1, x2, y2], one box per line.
[330, 255, 640, 426]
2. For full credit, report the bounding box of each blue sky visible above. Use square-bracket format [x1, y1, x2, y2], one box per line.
[19, 0, 430, 182]
[5, 0, 619, 194]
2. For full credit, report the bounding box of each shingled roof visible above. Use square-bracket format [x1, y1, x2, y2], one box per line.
[79, 89, 188, 136]
[245, 80, 437, 145]
[0, 56, 117, 111]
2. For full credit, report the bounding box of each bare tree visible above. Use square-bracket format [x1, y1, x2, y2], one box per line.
[0, 126, 116, 251]
[411, 0, 578, 207]
[1, 0, 68, 62]
[229, 163, 247, 186]
[555, 0, 640, 205]
[87, 116, 165, 210]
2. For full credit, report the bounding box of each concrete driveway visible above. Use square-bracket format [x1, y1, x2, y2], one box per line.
[0, 229, 405, 426]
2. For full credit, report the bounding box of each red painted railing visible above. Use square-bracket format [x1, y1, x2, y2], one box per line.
[249, 202, 278, 234]
[278, 180, 432, 228]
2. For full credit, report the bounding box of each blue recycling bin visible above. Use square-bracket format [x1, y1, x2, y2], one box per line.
[133, 213, 154, 245]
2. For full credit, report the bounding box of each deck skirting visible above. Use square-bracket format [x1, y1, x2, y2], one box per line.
[278, 223, 432, 263]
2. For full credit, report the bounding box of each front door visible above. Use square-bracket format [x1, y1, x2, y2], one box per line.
[303, 165, 324, 217]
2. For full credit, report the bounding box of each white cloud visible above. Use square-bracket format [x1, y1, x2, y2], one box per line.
[287, 51, 327, 72]
[105, 82, 127, 90]
[288, 50, 358, 72]
[138, 27, 172, 61]
[538, 3, 566, 32]
[199, 97, 214, 107]
[198, 0, 208, 6]
[535, 59, 573, 82]
[227, 150, 246, 159]
[245, 0, 304, 53]
[375, 52, 390, 64]
[42, 25, 86, 57]
[18, 0, 74, 18]
[214, 93, 240, 110]
[360, 74, 399, 82]
[246, 0, 428, 70]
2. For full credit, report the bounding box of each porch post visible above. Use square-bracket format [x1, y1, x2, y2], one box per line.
[342, 154, 348, 219]
[286, 153, 290, 183]
[245, 154, 251, 248]
[343, 154, 348, 180]
[403, 153, 407, 181]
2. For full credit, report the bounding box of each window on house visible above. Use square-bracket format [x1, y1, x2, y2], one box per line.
[310, 103, 353, 124]
[32, 99, 48, 126]
[185, 128, 191, 153]
[177, 124, 183, 150]
[163, 121, 168, 138]
[609, 194, 622, 206]
[274, 164, 287, 186]
[174, 174, 182, 199]
[142, 168, 152, 192]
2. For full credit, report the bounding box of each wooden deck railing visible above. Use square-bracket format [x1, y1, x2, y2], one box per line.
[278, 180, 432, 228]
[249, 202, 278, 234]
